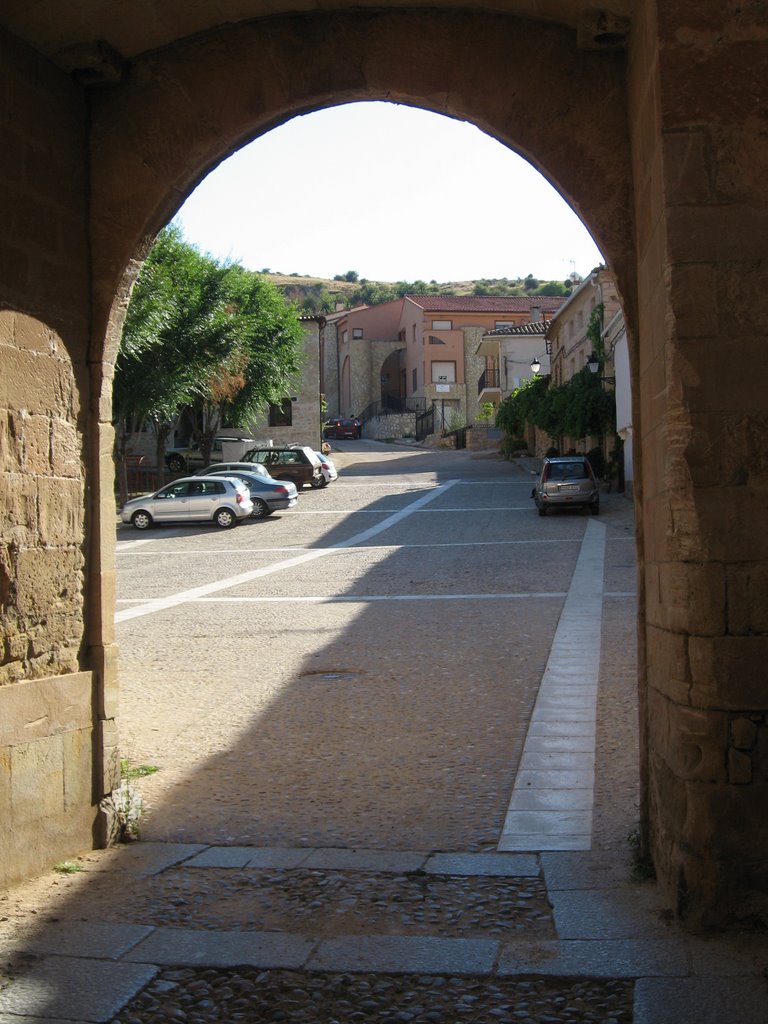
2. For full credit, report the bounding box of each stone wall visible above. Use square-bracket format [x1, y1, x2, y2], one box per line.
[0, 28, 102, 885]
[4, 2, 767, 927]
[365, 412, 416, 441]
[628, 0, 768, 928]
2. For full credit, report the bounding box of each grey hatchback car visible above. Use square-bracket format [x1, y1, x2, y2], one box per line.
[120, 476, 253, 529]
[533, 456, 599, 516]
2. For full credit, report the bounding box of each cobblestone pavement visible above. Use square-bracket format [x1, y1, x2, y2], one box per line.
[1, 448, 767, 1023]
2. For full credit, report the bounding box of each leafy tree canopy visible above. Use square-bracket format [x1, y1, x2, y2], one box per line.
[115, 224, 304, 466]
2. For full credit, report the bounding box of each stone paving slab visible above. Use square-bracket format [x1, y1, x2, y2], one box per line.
[501, 809, 593, 835]
[306, 935, 499, 974]
[185, 846, 310, 869]
[300, 848, 427, 873]
[122, 926, 315, 968]
[515, 768, 594, 789]
[634, 977, 768, 1024]
[508, 788, 594, 811]
[5, 921, 153, 960]
[498, 833, 591, 852]
[0, 956, 157, 1023]
[0, 1017, 78, 1024]
[498, 938, 689, 977]
[549, 889, 677, 939]
[519, 751, 596, 770]
[540, 850, 635, 890]
[423, 852, 539, 876]
[90, 842, 207, 877]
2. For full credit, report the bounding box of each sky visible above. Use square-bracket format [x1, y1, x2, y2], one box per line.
[176, 101, 604, 285]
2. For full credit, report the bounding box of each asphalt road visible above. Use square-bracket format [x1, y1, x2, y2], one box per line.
[114, 441, 632, 852]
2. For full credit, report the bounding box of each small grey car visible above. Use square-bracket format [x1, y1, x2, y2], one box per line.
[120, 476, 253, 530]
[532, 456, 600, 516]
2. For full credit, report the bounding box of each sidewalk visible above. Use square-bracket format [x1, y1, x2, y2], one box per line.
[1, 494, 766, 1023]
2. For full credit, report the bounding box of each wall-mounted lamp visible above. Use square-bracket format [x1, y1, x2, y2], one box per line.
[530, 357, 541, 375]
[587, 354, 615, 385]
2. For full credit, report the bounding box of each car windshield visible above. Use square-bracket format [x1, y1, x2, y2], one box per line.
[548, 462, 588, 480]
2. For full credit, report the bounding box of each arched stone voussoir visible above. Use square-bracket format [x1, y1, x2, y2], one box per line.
[89, 8, 635, 353]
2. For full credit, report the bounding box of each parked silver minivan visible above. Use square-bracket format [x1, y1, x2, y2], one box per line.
[532, 456, 599, 516]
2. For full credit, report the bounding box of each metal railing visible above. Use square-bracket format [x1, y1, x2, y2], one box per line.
[478, 368, 500, 394]
[358, 397, 426, 423]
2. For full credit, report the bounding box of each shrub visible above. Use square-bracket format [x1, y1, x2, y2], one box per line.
[587, 446, 606, 479]
[500, 436, 529, 458]
[545, 446, 559, 458]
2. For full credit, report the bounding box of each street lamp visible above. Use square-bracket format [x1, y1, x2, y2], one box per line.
[587, 353, 615, 385]
[530, 357, 541, 375]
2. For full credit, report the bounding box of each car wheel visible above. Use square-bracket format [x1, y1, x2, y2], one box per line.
[310, 475, 326, 489]
[131, 510, 153, 530]
[167, 455, 185, 472]
[214, 507, 237, 528]
[538, 506, 547, 517]
[250, 498, 271, 518]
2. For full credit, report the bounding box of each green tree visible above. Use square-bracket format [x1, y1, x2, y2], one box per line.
[115, 225, 304, 486]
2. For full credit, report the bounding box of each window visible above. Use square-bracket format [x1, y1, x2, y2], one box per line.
[268, 398, 293, 427]
[428, 335, 445, 345]
[432, 320, 452, 330]
[412, 367, 418, 393]
[431, 361, 456, 383]
[353, 328, 363, 339]
[495, 321, 515, 330]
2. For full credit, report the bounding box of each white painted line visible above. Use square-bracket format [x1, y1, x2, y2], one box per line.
[115, 480, 459, 623]
[499, 519, 606, 853]
[116, 538, 581, 557]
[115, 591, 567, 606]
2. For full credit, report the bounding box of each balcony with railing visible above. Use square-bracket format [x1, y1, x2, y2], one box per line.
[478, 367, 501, 398]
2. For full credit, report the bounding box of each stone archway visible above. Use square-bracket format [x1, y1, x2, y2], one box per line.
[3, 2, 768, 929]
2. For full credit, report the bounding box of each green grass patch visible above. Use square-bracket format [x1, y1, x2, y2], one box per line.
[120, 758, 159, 780]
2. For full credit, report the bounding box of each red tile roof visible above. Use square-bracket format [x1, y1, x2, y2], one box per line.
[404, 294, 565, 313]
[487, 320, 551, 336]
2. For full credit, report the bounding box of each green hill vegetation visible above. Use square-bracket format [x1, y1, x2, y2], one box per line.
[263, 270, 579, 314]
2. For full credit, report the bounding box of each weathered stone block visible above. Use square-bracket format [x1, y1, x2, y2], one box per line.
[11, 735, 65, 823]
[0, 348, 72, 416]
[7, 311, 55, 353]
[648, 686, 728, 783]
[647, 561, 725, 635]
[663, 130, 713, 206]
[63, 727, 94, 810]
[0, 473, 38, 538]
[14, 547, 84, 620]
[645, 624, 690, 704]
[0, 672, 93, 747]
[731, 717, 758, 751]
[728, 748, 752, 785]
[50, 418, 82, 478]
[668, 263, 719, 340]
[37, 476, 85, 546]
[689, 635, 768, 709]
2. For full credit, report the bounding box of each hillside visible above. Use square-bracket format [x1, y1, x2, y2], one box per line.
[264, 272, 576, 313]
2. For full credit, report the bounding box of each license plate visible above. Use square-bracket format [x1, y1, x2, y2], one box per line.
[561, 483, 580, 491]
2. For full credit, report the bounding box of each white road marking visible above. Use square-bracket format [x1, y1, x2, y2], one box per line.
[115, 480, 459, 623]
[116, 591, 568, 605]
[116, 538, 581, 557]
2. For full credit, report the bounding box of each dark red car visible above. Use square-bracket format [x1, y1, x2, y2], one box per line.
[324, 417, 361, 439]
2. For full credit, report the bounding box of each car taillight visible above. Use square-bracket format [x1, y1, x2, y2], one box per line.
[236, 492, 244, 504]
[542, 466, 550, 482]
[276, 485, 289, 495]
